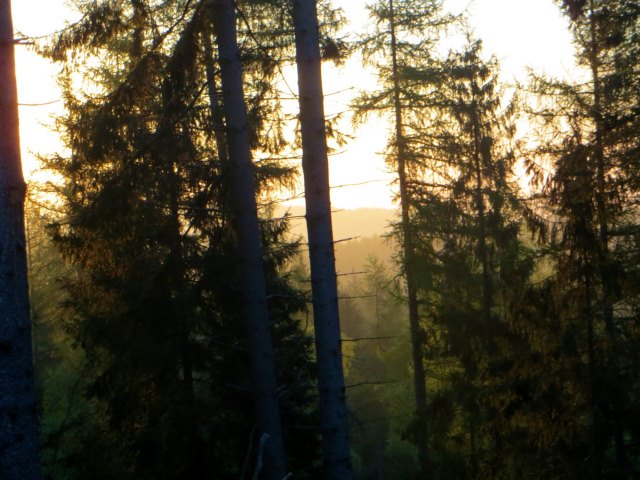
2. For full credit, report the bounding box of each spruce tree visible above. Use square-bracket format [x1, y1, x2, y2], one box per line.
[406, 39, 534, 477]
[524, 1, 640, 475]
[39, 1, 322, 477]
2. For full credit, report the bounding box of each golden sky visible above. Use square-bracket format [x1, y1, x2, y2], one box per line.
[12, 0, 575, 209]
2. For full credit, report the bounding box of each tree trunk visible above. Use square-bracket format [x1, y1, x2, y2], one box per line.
[586, 1, 626, 469]
[203, 31, 229, 166]
[0, 1, 41, 477]
[388, 0, 429, 474]
[210, 2, 287, 478]
[583, 265, 603, 476]
[471, 109, 493, 330]
[292, 2, 353, 479]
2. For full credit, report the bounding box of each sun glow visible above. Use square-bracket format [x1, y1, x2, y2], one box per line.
[12, 0, 576, 210]
[13, 0, 71, 182]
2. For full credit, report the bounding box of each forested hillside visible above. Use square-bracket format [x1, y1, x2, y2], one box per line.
[1, 0, 640, 479]
[280, 205, 396, 272]
[281, 206, 394, 240]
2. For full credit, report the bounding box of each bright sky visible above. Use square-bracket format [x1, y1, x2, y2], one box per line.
[12, 0, 69, 183]
[11, 0, 575, 209]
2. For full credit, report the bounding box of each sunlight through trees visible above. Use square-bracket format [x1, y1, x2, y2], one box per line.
[4, 0, 640, 479]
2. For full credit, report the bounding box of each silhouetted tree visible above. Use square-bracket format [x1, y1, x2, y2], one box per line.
[409, 39, 534, 478]
[0, 1, 41, 477]
[39, 1, 320, 478]
[211, 0, 287, 477]
[523, 0, 640, 475]
[293, 1, 353, 478]
[352, 0, 455, 474]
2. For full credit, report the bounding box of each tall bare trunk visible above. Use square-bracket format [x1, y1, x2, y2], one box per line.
[0, 1, 41, 477]
[470, 105, 493, 333]
[292, 1, 353, 478]
[203, 32, 229, 165]
[211, 1, 287, 478]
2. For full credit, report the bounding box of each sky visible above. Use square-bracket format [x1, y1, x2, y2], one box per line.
[11, 0, 576, 210]
[12, 0, 70, 188]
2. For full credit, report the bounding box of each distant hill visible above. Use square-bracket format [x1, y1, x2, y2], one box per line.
[278, 206, 397, 240]
[334, 234, 397, 274]
[277, 206, 399, 273]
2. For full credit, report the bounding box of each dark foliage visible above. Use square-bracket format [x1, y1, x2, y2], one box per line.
[36, 1, 327, 478]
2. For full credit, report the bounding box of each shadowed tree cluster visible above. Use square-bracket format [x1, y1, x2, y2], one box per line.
[31, 0, 348, 478]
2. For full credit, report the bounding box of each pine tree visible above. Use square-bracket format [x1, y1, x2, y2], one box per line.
[341, 256, 417, 478]
[24, 197, 96, 480]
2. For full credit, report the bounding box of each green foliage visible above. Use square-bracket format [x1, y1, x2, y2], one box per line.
[403, 38, 543, 478]
[26, 199, 102, 480]
[523, 0, 640, 476]
[352, 2, 459, 475]
[339, 256, 418, 479]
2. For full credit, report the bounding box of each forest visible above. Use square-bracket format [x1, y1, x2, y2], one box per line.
[1, 0, 640, 479]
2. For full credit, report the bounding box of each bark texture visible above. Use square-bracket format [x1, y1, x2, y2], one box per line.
[292, 2, 353, 478]
[0, 1, 41, 478]
[211, 1, 287, 478]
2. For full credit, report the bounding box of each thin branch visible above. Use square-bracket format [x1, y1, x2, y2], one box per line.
[345, 380, 396, 389]
[341, 336, 399, 342]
